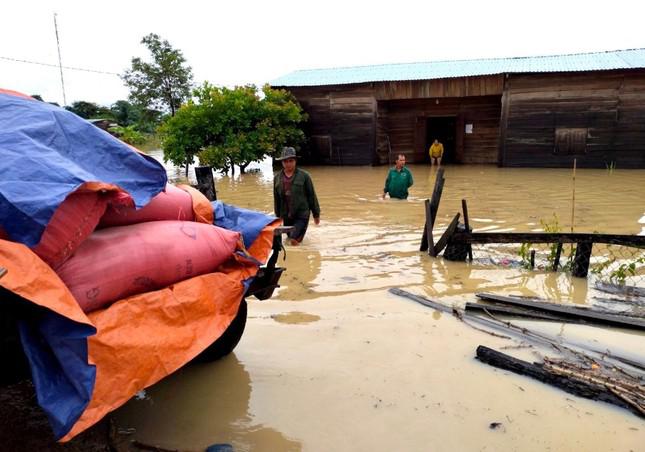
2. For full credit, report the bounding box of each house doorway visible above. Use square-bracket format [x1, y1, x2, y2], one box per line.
[425, 117, 456, 164]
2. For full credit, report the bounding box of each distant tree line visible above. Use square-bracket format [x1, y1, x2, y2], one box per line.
[35, 32, 308, 173]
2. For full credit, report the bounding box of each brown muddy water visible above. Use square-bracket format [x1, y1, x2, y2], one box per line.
[113, 154, 645, 451]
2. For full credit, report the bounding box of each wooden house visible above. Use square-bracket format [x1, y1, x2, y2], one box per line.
[271, 49, 645, 168]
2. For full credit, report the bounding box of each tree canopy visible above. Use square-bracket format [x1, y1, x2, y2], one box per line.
[159, 84, 307, 176]
[121, 33, 193, 116]
[64, 100, 111, 119]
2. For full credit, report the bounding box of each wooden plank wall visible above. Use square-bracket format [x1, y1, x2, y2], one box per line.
[502, 70, 645, 168]
[378, 96, 502, 164]
[374, 75, 504, 100]
[289, 85, 376, 165]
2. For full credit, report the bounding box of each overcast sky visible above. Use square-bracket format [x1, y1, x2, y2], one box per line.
[2, 0, 643, 106]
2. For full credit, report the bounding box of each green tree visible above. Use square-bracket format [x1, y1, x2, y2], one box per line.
[110, 100, 142, 126]
[65, 100, 101, 119]
[108, 124, 147, 145]
[121, 33, 193, 116]
[159, 83, 306, 177]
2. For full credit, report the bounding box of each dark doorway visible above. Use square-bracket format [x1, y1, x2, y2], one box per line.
[425, 117, 456, 164]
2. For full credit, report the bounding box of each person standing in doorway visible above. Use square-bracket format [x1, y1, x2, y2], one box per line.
[382, 154, 414, 199]
[273, 147, 321, 245]
[428, 139, 444, 166]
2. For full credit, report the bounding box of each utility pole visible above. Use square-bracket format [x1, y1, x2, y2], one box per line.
[53, 13, 67, 106]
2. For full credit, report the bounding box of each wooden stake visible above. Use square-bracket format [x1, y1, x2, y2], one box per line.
[571, 158, 576, 233]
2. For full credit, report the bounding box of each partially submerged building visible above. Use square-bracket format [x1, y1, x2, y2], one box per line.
[271, 49, 645, 168]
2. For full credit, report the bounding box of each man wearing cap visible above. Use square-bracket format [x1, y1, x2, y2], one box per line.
[273, 147, 321, 245]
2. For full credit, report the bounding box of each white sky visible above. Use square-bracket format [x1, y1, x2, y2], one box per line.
[2, 0, 643, 106]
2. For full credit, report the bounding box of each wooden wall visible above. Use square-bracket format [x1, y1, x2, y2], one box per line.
[374, 75, 504, 100]
[289, 85, 376, 165]
[501, 70, 645, 168]
[282, 70, 645, 168]
[377, 96, 502, 164]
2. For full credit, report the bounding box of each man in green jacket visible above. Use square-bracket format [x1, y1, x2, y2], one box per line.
[274, 147, 321, 245]
[382, 154, 414, 199]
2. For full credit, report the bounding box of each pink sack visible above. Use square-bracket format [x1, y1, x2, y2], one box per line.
[99, 184, 194, 228]
[56, 220, 241, 313]
[32, 191, 110, 269]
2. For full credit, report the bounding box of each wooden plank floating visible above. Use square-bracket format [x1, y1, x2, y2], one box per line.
[476, 293, 645, 331]
[476, 345, 645, 419]
[465, 302, 578, 323]
[390, 288, 645, 372]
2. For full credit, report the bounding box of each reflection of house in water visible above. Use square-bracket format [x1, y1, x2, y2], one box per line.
[271, 49, 645, 168]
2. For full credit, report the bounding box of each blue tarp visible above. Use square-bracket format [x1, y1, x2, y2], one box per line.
[0, 93, 167, 247]
[0, 90, 275, 441]
[212, 201, 276, 248]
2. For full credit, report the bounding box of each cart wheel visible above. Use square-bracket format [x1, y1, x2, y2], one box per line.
[192, 299, 248, 363]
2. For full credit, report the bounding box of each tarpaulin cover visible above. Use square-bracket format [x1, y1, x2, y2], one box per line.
[0, 89, 279, 441]
[213, 201, 277, 248]
[0, 90, 167, 247]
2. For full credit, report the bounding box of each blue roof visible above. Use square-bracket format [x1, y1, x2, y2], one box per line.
[271, 49, 645, 87]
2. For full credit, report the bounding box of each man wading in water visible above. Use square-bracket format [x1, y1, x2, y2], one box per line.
[273, 147, 321, 245]
[382, 154, 414, 200]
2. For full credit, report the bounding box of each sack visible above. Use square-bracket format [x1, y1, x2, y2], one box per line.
[56, 221, 241, 313]
[32, 191, 109, 269]
[99, 184, 194, 228]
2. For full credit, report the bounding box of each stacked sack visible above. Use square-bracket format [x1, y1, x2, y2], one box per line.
[32, 184, 241, 313]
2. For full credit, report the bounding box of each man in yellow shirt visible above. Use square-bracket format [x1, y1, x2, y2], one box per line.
[428, 139, 444, 166]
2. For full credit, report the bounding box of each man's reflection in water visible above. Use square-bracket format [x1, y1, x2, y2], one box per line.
[114, 354, 301, 451]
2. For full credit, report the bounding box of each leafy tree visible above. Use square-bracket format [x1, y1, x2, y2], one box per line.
[159, 83, 306, 176]
[110, 100, 142, 126]
[108, 124, 147, 145]
[65, 101, 101, 119]
[64, 101, 113, 119]
[121, 33, 193, 116]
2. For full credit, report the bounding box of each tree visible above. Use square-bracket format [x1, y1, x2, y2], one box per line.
[64, 101, 100, 119]
[159, 83, 306, 177]
[110, 100, 141, 126]
[121, 33, 193, 116]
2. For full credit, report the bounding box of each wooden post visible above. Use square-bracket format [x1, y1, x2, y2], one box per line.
[420, 168, 444, 253]
[571, 241, 593, 278]
[195, 166, 217, 201]
[435, 213, 460, 258]
[420, 200, 434, 252]
[552, 242, 563, 271]
[461, 199, 473, 261]
[530, 249, 536, 269]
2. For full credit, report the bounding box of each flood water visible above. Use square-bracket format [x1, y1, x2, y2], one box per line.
[114, 153, 645, 451]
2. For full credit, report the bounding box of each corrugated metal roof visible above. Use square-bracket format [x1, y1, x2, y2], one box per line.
[270, 49, 645, 87]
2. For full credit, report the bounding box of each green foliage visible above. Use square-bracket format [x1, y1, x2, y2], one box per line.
[108, 124, 147, 146]
[592, 255, 645, 285]
[159, 83, 307, 175]
[110, 100, 142, 126]
[121, 33, 193, 116]
[518, 242, 532, 269]
[65, 100, 112, 119]
[518, 213, 562, 269]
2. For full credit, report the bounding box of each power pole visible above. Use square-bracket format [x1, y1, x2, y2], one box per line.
[53, 13, 67, 106]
